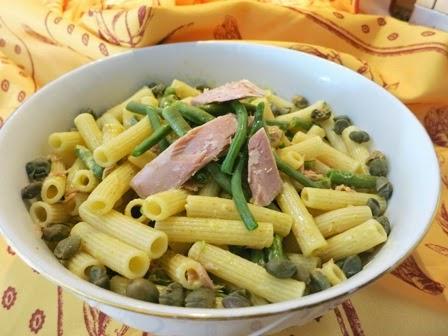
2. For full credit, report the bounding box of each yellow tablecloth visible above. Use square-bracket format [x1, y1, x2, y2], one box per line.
[0, 0, 448, 335]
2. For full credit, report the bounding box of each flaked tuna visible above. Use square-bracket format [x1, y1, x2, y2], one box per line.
[248, 128, 282, 206]
[131, 114, 237, 197]
[191, 80, 264, 106]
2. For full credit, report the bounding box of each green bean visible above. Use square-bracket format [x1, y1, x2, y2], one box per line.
[205, 162, 232, 195]
[75, 145, 103, 179]
[248, 102, 265, 137]
[88, 265, 110, 289]
[250, 249, 266, 267]
[199, 103, 230, 116]
[231, 157, 258, 231]
[308, 270, 331, 293]
[265, 235, 296, 278]
[21, 181, 43, 199]
[376, 177, 393, 199]
[367, 198, 382, 217]
[289, 117, 313, 131]
[148, 83, 166, 98]
[349, 130, 370, 143]
[159, 94, 178, 108]
[164, 86, 176, 96]
[185, 287, 215, 308]
[264, 119, 289, 131]
[159, 282, 185, 306]
[126, 101, 161, 116]
[162, 106, 191, 137]
[327, 170, 377, 190]
[126, 278, 159, 302]
[333, 118, 351, 135]
[132, 124, 171, 156]
[140, 102, 170, 151]
[222, 293, 251, 308]
[292, 95, 309, 110]
[42, 224, 71, 242]
[53, 235, 81, 260]
[376, 215, 391, 235]
[147, 267, 172, 286]
[340, 255, 362, 278]
[26, 158, 51, 182]
[221, 102, 248, 174]
[174, 102, 214, 125]
[274, 153, 321, 188]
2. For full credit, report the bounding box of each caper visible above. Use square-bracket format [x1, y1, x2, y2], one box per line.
[88, 265, 110, 289]
[341, 255, 363, 278]
[159, 282, 185, 306]
[26, 159, 51, 182]
[349, 130, 370, 143]
[292, 95, 309, 109]
[376, 177, 393, 200]
[294, 262, 313, 284]
[185, 287, 215, 308]
[311, 104, 331, 122]
[368, 158, 388, 177]
[333, 115, 352, 123]
[222, 293, 251, 308]
[376, 216, 391, 235]
[149, 83, 166, 98]
[42, 224, 71, 242]
[367, 198, 382, 217]
[308, 270, 331, 293]
[333, 119, 351, 135]
[147, 267, 172, 286]
[21, 181, 43, 199]
[265, 259, 297, 279]
[126, 278, 159, 302]
[54, 235, 81, 259]
[272, 105, 292, 115]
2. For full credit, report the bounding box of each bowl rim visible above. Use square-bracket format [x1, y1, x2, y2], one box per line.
[0, 41, 441, 320]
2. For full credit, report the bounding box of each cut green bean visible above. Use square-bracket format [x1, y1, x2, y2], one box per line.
[199, 103, 230, 116]
[205, 163, 232, 195]
[274, 153, 321, 188]
[327, 170, 377, 190]
[264, 119, 289, 131]
[221, 102, 248, 174]
[75, 145, 103, 179]
[159, 94, 178, 108]
[126, 101, 160, 116]
[132, 124, 171, 156]
[289, 117, 313, 131]
[173, 102, 215, 125]
[162, 106, 191, 136]
[164, 86, 176, 96]
[140, 103, 170, 151]
[249, 102, 265, 137]
[231, 157, 258, 231]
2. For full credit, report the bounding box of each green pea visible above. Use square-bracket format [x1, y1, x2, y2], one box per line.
[21, 181, 43, 199]
[368, 158, 388, 177]
[311, 105, 331, 122]
[292, 95, 309, 110]
[222, 293, 251, 308]
[308, 270, 331, 293]
[265, 259, 297, 279]
[333, 119, 351, 135]
[159, 282, 185, 307]
[376, 177, 393, 199]
[349, 130, 370, 143]
[42, 224, 71, 242]
[126, 278, 159, 302]
[147, 267, 172, 286]
[367, 198, 382, 217]
[376, 216, 391, 235]
[54, 236, 81, 260]
[88, 265, 110, 289]
[148, 83, 166, 98]
[26, 159, 51, 182]
[185, 287, 215, 308]
[341, 255, 363, 278]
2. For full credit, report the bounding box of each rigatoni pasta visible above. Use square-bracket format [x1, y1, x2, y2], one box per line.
[22, 79, 393, 308]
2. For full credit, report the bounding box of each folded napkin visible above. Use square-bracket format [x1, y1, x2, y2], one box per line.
[0, 0, 447, 335]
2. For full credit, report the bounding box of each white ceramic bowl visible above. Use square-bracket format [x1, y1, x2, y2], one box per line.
[0, 42, 440, 336]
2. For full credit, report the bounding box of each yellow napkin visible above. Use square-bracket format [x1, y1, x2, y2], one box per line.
[0, 0, 448, 334]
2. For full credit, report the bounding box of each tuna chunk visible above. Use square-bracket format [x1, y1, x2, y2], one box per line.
[191, 80, 264, 106]
[248, 128, 282, 206]
[131, 114, 237, 197]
